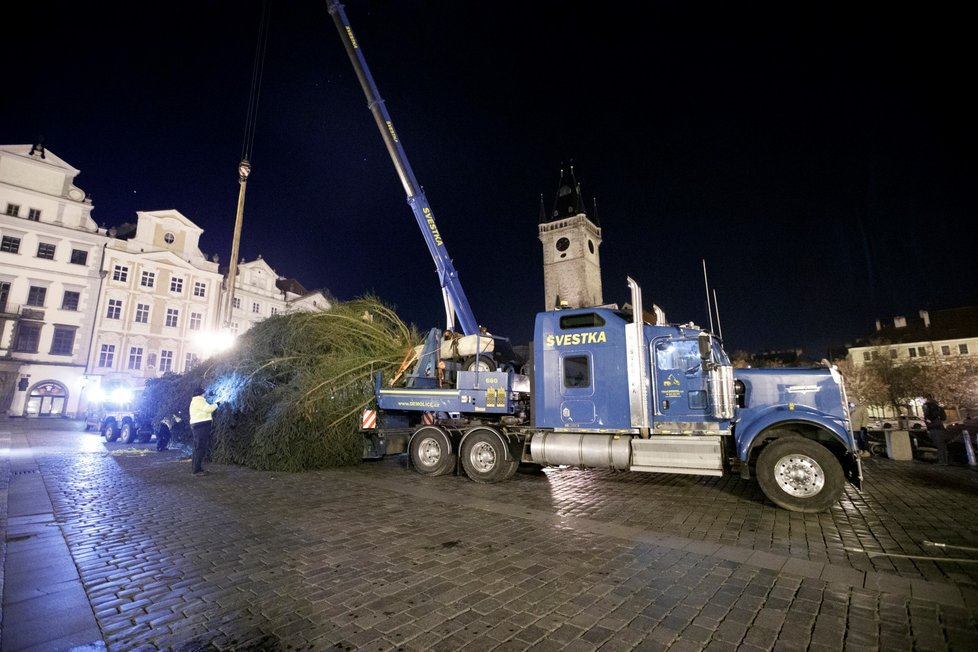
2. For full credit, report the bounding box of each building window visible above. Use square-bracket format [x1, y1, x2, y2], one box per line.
[159, 350, 173, 373]
[170, 276, 183, 293]
[889, 349, 898, 359]
[5, 203, 20, 216]
[135, 303, 150, 324]
[230, 322, 239, 335]
[28, 208, 41, 221]
[163, 232, 175, 244]
[37, 242, 56, 259]
[128, 347, 143, 370]
[193, 281, 206, 297]
[185, 352, 199, 371]
[271, 306, 279, 315]
[1, 235, 21, 253]
[13, 322, 41, 352]
[112, 265, 129, 282]
[960, 344, 970, 355]
[861, 352, 870, 362]
[70, 249, 88, 265]
[62, 290, 80, 311]
[0, 281, 9, 312]
[140, 271, 156, 288]
[232, 297, 241, 309]
[252, 302, 261, 314]
[918, 347, 927, 356]
[26, 286, 47, 307]
[941, 345, 951, 356]
[106, 298, 122, 319]
[189, 312, 202, 330]
[98, 344, 116, 368]
[908, 348, 917, 358]
[50, 327, 76, 355]
[165, 308, 179, 327]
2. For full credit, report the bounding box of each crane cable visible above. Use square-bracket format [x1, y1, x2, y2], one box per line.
[223, 1, 270, 327]
[241, 0, 271, 163]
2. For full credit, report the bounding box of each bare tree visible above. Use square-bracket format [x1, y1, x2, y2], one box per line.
[835, 358, 889, 415]
[916, 356, 978, 417]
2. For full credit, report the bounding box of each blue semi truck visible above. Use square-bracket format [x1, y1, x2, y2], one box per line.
[362, 278, 861, 513]
[326, 1, 862, 512]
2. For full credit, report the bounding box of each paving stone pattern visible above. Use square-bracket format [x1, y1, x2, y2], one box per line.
[6, 423, 978, 651]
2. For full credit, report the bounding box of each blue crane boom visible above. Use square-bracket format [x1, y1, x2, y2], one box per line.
[325, 0, 480, 337]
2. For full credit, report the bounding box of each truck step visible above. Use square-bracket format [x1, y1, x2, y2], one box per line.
[630, 436, 724, 477]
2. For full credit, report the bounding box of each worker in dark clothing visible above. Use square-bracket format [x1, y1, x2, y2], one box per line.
[923, 397, 949, 466]
[156, 411, 183, 452]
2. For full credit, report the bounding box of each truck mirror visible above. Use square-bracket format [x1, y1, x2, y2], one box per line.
[698, 331, 712, 361]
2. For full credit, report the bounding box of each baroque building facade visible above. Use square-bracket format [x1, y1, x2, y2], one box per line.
[0, 144, 330, 417]
[0, 144, 103, 417]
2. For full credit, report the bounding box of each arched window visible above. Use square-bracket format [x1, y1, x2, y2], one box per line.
[25, 381, 68, 417]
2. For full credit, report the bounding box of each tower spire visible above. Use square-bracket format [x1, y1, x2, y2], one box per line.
[550, 161, 586, 221]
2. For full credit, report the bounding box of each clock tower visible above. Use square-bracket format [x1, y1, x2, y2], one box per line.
[538, 165, 603, 309]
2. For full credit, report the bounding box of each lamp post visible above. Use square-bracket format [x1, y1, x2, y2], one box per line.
[222, 159, 251, 327]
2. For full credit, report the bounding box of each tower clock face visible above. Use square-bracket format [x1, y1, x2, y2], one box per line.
[555, 237, 570, 252]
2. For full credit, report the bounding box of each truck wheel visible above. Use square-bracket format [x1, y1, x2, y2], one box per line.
[756, 437, 844, 513]
[410, 426, 456, 476]
[102, 421, 119, 442]
[120, 421, 137, 444]
[463, 355, 496, 372]
[460, 428, 518, 484]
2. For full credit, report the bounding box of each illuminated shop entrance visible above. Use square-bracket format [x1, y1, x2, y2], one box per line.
[25, 381, 68, 417]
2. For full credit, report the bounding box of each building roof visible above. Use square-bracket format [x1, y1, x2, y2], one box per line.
[276, 277, 307, 296]
[869, 306, 978, 344]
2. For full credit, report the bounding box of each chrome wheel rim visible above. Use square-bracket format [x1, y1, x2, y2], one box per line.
[416, 437, 443, 468]
[468, 441, 497, 473]
[773, 453, 825, 497]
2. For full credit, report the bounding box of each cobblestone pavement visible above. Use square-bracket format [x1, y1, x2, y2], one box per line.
[3, 418, 978, 651]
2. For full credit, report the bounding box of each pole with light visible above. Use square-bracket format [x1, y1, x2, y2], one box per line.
[222, 159, 251, 327]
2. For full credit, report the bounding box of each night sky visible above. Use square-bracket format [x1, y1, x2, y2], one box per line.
[5, 1, 975, 356]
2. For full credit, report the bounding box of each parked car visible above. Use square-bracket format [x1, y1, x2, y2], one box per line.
[946, 417, 978, 438]
[868, 417, 926, 431]
[946, 417, 978, 464]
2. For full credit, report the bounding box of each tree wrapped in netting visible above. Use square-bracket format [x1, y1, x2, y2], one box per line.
[173, 296, 420, 472]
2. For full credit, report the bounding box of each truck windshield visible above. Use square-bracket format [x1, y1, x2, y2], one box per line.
[713, 340, 731, 366]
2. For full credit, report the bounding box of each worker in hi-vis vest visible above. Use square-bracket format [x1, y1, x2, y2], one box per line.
[189, 387, 219, 476]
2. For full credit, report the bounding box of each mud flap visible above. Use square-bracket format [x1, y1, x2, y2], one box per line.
[842, 453, 863, 490]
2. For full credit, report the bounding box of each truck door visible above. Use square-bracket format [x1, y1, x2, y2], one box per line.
[559, 352, 596, 426]
[652, 338, 709, 422]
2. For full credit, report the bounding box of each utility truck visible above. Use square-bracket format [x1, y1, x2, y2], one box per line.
[85, 385, 154, 444]
[325, 0, 862, 512]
